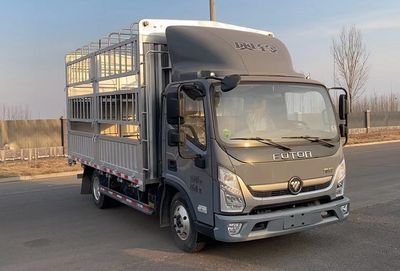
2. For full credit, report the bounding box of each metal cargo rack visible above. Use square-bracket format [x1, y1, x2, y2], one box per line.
[65, 21, 172, 191]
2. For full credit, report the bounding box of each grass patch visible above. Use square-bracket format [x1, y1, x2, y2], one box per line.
[348, 129, 400, 145]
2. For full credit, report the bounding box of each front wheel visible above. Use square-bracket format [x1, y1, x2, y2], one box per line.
[170, 193, 206, 252]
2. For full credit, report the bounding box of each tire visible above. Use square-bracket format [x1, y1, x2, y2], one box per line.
[91, 171, 114, 209]
[170, 193, 206, 252]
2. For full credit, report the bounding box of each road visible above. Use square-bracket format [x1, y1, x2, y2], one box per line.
[0, 142, 399, 271]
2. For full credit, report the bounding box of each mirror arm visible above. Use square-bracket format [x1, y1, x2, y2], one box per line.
[328, 87, 348, 96]
[205, 76, 223, 81]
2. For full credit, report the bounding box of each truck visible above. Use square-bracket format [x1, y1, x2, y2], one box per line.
[65, 19, 350, 252]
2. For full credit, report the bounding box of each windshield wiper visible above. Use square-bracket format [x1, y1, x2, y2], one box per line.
[281, 136, 335, 148]
[230, 137, 292, 151]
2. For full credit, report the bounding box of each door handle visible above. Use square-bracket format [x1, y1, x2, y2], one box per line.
[194, 155, 206, 169]
[168, 159, 177, 171]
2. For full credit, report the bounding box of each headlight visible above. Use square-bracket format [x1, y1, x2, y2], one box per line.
[218, 166, 245, 213]
[334, 159, 346, 197]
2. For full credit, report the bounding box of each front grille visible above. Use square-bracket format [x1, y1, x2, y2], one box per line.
[250, 196, 331, 215]
[249, 181, 331, 198]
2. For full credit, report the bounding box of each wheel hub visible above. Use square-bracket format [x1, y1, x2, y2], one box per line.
[173, 204, 190, 241]
[93, 176, 101, 201]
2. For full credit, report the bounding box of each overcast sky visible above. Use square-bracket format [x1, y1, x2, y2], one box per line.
[1, 0, 399, 119]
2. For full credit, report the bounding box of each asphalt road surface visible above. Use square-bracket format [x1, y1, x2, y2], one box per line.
[0, 142, 399, 271]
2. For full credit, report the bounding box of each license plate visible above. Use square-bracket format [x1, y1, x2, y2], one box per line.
[283, 212, 321, 229]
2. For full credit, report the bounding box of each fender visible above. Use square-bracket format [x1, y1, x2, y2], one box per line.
[159, 178, 197, 227]
[159, 179, 215, 238]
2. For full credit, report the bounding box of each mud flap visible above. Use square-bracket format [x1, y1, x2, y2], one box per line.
[159, 184, 171, 228]
[81, 166, 94, 194]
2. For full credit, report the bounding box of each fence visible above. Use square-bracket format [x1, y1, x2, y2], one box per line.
[0, 147, 64, 162]
[0, 119, 67, 162]
[348, 111, 400, 134]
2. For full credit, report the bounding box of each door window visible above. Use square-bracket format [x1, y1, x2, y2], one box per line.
[180, 91, 207, 149]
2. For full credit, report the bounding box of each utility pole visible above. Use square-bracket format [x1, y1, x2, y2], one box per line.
[209, 0, 216, 21]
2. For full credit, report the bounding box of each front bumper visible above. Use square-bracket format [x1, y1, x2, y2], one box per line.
[214, 196, 350, 242]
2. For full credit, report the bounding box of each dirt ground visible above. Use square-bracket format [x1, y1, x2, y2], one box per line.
[0, 158, 81, 178]
[348, 129, 400, 145]
[0, 130, 399, 178]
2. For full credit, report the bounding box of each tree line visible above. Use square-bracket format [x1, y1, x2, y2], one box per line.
[352, 92, 399, 112]
[0, 104, 32, 120]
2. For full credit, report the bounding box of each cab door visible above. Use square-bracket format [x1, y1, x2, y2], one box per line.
[162, 82, 214, 226]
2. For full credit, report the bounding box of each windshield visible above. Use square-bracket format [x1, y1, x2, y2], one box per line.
[213, 83, 338, 146]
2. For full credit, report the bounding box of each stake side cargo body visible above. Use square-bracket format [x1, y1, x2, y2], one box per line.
[66, 19, 350, 251]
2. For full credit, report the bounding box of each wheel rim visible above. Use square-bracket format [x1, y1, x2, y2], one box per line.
[92, 176, 101, 201]
[173, 204, 190, 241]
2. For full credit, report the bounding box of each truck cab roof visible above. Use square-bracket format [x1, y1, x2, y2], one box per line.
[165, 25, 304, 81]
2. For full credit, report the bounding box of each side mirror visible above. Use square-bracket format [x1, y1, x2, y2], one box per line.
[339, 123, 348, 138]
[221, 74, 241, 92]
[166, 92, 180, 125]
[338, 93, 349, 145]
[339, 94, 348, 121]
[328, 87, 349, 145]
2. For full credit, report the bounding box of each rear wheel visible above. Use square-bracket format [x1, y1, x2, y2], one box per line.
[91, 171, 114, 209]
[170, 193, 206, 252]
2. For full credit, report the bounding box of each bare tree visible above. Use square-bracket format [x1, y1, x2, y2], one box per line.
[352, 92, 399, 112]
[332, 25, 369, 111]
